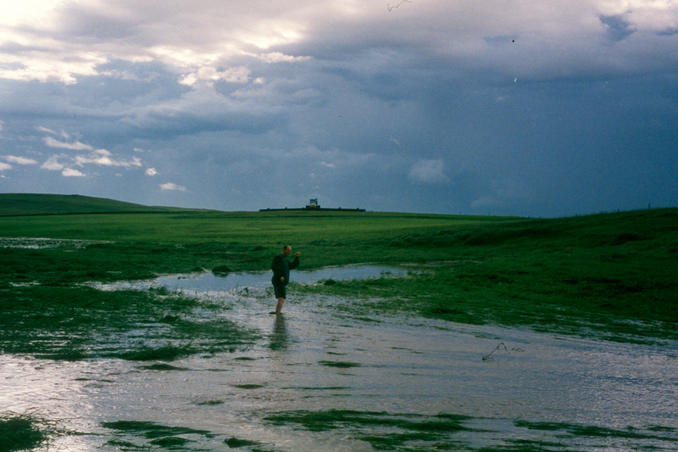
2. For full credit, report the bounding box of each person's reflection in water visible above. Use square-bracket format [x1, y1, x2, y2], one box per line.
[269, 314, 288, 351]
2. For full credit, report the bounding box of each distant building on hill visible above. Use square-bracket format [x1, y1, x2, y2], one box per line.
[260, 198, 364, 213]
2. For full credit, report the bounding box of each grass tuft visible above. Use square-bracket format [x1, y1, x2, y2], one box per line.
[0, 414, 48, 452]
[102, 419, 214, 448]
[265, 410, 473, 449]
[318, 360, 361, 368]
[224, 436, 260, 448]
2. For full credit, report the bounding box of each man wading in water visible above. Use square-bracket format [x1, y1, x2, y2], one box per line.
[271, 245, 300, 315]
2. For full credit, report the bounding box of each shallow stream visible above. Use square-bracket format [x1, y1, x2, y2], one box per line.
[2, 265, 677, 450]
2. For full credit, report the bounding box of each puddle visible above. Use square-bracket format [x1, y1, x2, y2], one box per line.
[2, 266, 678, 450]
[93, 264, 408, 293]
[0, 236, 112, 249]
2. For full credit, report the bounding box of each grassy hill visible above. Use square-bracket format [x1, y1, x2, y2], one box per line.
[0, 193, 188, 216]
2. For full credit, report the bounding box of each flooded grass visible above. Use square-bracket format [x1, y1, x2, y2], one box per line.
[318, 360, 362, 368]
[514, 419, 678, 442]
[262, 409, 678, 451]
[0, 236, 112, 249]
[116, 345, 198, 362]
[232, 383, 266, 389]
[224, 436, 261, 448]
[138, 363, 190, 372]
[478, 438, 570, 451]
[0, 285, 259, 361]
[1, 282, 676, 450]
[286, 386, 351, 391]
[0, 414, 48, 451]
[195, 400, 224, 406]
[298, 263, 678, 343]
[265, 410, 473, 450]
[102, 420, 215, 449]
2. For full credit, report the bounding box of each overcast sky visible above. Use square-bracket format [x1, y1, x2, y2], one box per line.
[1, 0, 677, 216]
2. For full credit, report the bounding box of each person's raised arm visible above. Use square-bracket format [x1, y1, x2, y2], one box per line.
[289, 251, 300, 269]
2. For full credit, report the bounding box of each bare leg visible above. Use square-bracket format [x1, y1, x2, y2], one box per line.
[275, 297, 285, 314]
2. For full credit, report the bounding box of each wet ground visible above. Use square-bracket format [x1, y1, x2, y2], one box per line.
[2, 266, 677, 450]
[0, 237, 112, 249]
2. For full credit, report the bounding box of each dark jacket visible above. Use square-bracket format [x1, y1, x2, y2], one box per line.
[272, 254, 299, 286]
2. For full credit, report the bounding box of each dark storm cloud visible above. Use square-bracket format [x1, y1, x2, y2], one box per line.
[73, 60, 190, 104]
[599, 15, 636, 42]
[0, 42, 51, 53]
[122, 108, 285, 139]
[52, 4, 143, 40]
[657, 27, 678, 36]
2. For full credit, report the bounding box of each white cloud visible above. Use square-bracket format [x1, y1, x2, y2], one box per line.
[179, 66, 251, 86]
[43, 136, 93, 151]
[408, 159, 448, 184]
[74, 149, 143, 168]
[36, 126, 57, 135]
[0, 53, 105, 85]
[4, 155, 38, 165]
[254, 52, 311, 63]
[41, 131, 141, 169]
[0, 162, 12, 171]
[41, 155, 64, 171]
[41, 148, 142, 175]
[160, 182, 186, 191]
[0, 120, 4, 132]
[178, 73, 198, 86]
[62, 168, 85, 177]
[145, 167, 158, 176]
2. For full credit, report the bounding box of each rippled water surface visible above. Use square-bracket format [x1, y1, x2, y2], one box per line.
[94, 264, 408, 293]
[2, 266, 677, 450]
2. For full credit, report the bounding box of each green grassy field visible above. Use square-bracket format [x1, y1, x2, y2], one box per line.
[1, 194, 676, 359]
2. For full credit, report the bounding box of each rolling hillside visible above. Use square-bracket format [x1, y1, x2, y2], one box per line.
[0, 193, 187, 216]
